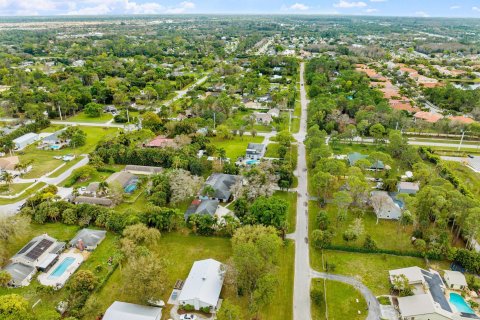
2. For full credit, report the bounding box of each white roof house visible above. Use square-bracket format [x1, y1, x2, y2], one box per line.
[12, 132, 39, 150]
[397, 294, 451, 319]
[389, 266, 425, 285]
[178, 259, 225, 311]
[443, 270, 467, 290]
[103, 301, 162, 320]
[370, 191, 402, 220]
[397, 181, 420, 194]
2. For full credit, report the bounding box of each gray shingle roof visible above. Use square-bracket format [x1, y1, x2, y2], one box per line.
[3, 262, 36, 285]
[74, 196, 113, 207]
[203, 173, 239, 201]
[103, 301, 162, 320]
[185, 200, 219, 220]
[69, 229, 107, 248]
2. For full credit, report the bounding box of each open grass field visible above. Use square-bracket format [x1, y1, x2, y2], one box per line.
[308, 202, 416, 253]
[67, 111, 113, 123]
[208, 135, 264, 160]
[0, 182, 46, 205]
[310, 249, 449, 295]
[311, 279, 367, 320]
[274, 191, 297, 233]
[83, 232, 294, 320]
[19, 126, 118, 179]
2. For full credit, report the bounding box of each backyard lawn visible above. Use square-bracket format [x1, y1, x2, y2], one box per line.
[19, 126, 118, 178]
[208, 135, 264, 160]
[67, 111, 113, 123]
[308, 202, 416, 253]
[311, 279, 367, 320]
[83, 233, 294, 320]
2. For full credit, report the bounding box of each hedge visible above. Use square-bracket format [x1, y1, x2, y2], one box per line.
[323, 244, 443, 260]
[419, 147, 474, 198]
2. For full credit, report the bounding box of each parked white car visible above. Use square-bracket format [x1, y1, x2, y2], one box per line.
[180, 314, 197, 320]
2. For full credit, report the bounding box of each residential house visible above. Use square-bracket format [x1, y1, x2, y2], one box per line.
[0, 156, 19, 172]
[69, 229, 107, 251]
[267, 108, 280, 118]
[246, 143, 266, 160]
[448, 116, 475, 125]
[178, 259, 225, 311]
[443, 270, 467, 290]
[347, 152, 385, 170]
[42, 128, 67, 146]
[103, 301, 162, 320]
[389, 266, 462, 320]
[414, 111, 444, 123]
[200, 173, 239, 202]
[370, 191, 402, 220]
[106, 171, 137, 189]
[144, 135, 174, 148]
[253, 112, 273, 125]
[397, 182, 420, 195]
[73, 196, 113, 207]
[2, 263, 37, 287]
[124, 165, 163, 175]
[184, 199, 219, 221]
[12, 132, 39, 150]
[3, 234, 65, 287]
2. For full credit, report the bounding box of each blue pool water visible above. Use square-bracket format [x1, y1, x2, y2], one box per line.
[450, 292, 475, 314]
[245, 159, 259, 165]
[49, 257, 75, 278]
[124, 183, 137, 193]
[50, 145, 61, 150]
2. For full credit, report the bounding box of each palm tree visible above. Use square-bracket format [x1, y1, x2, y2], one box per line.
[1, 171, 14, 191]
[98, 181, 109, 196]
[3, 140, 15, 156]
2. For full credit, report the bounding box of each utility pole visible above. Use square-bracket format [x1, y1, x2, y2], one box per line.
[57, 105, 63, 121]
[458, 130, 466, 151]
[213, 112, 216, 130]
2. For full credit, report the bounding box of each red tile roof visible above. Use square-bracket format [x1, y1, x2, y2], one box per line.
[146, 135, 174, 148]
[414, 111, 444, 123]
[448, 116, 475, 124]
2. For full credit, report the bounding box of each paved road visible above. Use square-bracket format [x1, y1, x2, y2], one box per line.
[292, 62, 311, 320]
[292, 63, 381, 320]
[0, 156, 89, 216]
[311, 271, 382, 320]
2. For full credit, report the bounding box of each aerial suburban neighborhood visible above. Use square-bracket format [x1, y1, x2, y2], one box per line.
[2, 5, 480, 320]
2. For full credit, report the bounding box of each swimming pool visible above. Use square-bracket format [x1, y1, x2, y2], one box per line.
[124, 183, 137, 193]
[245, 159, 259, 165]
[49, 257, 75, 279]
[50, 145, 61, 150]
[449, 292, 475, 314]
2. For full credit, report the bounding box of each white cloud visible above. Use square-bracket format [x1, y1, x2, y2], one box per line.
[450, 5, 460, 10]
[334, 0, 367, 8]
[415, 11, 430, 17]
[473, 6, 480, 12]
[365, 8, 378, 13]
[369, 0, 386, 2]
[66, 0, 195, 15]
[289, 3, 309, 10]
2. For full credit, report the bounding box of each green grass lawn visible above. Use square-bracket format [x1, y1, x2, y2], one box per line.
[208, 135, 264, 160]
[67, 111, 113, 123]
[308, 202, 416, 253]
[83, 233, 294, 320]
[0, 182, 34, 195]
[310, 249, 449, 295]
[291, 118, 300, 133]
[60, 166, 121, 188]
[275, 191, 297, 233]
[311, 279, 367, 320]
[0, 182, 46, 205]
[19, 126, 118, 179]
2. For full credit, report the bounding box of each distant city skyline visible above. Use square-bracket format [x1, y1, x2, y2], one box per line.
[1, 0, 480, 17]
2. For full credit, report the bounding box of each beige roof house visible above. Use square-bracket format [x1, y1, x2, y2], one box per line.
[0, 156, 19, 171]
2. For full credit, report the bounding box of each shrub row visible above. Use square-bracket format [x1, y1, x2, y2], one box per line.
[324, 244, 439, 259]
[419, 147, 474, 198]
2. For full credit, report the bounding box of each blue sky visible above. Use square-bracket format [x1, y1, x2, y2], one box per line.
[2, 0, 480, 17]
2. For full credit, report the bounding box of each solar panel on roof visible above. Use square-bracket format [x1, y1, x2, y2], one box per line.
[25, 239, 53, 260]
[17, 241, 35, 255]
